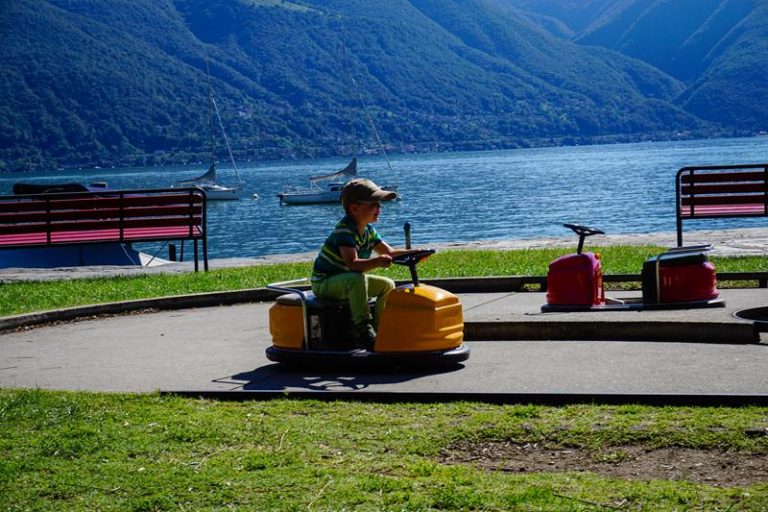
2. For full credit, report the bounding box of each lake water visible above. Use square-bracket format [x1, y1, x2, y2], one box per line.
[2, 137, 767, 259]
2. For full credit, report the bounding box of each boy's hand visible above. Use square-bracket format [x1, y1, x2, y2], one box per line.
[378, 254, 393, 269]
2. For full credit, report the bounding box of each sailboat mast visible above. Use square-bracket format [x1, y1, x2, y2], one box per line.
[211, 96, 244, 186]
[338, 26, 394, 175]
[339, 24, 358, 159]
[205, 58, 243, 188]
[205, 60, 217, 169]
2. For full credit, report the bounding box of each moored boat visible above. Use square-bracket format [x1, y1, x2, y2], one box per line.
[174, 61, 246, 201]
[12, 181, 109, 194]
[277, 181, 346, 205]
[277, 157, 355, 205]
[174, 163, 244, 201]
[276, 157, 397, 205]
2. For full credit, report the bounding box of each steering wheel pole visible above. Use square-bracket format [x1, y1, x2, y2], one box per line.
[404, 221, 412, 250]
[407, 260, 420, 285]
[563, 223, 604, 254]
[392, 249, 436, 287]
[576, 233, 587, 255]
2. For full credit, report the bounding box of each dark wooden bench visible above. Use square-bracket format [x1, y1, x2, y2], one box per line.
[676, 163, 768, 246]
[0, 187, 208, 271]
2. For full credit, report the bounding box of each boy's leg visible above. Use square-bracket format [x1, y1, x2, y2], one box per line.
[312, 272, 370, 326]
[366, 275, 395, 327]
[312, 273, 395, 327]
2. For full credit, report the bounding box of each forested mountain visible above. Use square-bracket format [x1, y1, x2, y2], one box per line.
[513, 0, 768, 130]
[0, 0, 762, 172]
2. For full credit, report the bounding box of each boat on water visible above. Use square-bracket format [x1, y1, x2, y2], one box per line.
[276, 51, 400, 206]
[174, 62, 246, 201]
[174, 163, 244, 201]
[277, 181, 348, 205]
[12, 181, 110, 194]
[276, 157, 397, 205]
[277, 157, 356, 205]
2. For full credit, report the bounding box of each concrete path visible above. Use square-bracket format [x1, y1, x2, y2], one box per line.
[2, 225, 767, 403]
[2, 289, 767, 403]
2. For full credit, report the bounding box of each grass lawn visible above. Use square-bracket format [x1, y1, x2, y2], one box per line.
[2, 390, 768, 511]
[2, 246, 768, 510]
[1, 245, 765, 317]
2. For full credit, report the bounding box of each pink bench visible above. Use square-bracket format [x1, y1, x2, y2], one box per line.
[0, 187, 208, 271]
[676, 164, 768, 246]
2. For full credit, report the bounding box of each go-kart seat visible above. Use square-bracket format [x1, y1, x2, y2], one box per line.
[275, 292, 375, 349]
[275, 292, 375, 310]
[277, 291, 341, 307]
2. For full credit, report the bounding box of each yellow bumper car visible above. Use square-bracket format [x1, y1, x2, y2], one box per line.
[266, 250, 469, 369]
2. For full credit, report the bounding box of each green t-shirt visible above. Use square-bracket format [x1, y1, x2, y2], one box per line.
[311, 215, 382, 281]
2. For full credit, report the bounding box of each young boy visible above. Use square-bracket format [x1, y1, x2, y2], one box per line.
[311, 178, 413, 347]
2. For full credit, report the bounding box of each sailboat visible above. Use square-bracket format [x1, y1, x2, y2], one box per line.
[275, 157, 375, 205]
[276, 36, 400, 206]
[277, 157, 396, 205]
[175, 65, 245, 201]
[175, 161, 243, 201]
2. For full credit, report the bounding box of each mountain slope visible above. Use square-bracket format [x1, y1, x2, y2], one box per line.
[575, 0, 758, 81]
[677, 4, 768, 129]
[0, 0, 748, 172]
[512, 0, 767, 129]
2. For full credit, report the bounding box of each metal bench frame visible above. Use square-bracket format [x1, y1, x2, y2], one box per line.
[0, 187, 208, 271]
[676, 163, 768, 246]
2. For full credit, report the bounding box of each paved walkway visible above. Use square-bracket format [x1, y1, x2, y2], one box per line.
[2, 226, 767, 404]
[1, 288, 767, 403]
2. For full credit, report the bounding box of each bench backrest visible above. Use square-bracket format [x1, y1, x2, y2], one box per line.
[677, 164, 768, 213]
[0, 187, 206, 246]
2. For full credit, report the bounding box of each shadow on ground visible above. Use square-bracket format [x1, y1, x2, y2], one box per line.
[216, 363, 465, 392]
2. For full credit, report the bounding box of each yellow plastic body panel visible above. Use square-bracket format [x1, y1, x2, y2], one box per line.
[269, 302, 304, 350]
[375, 284, 464, 352]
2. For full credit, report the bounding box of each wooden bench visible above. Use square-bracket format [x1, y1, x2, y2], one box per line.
[676, 163, 768, 246]
[0, 187, 208, 271]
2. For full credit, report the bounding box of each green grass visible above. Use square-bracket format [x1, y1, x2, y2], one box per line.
[1, 389, 767, 511]
[1, 246, 765, 317]
[3, 248, 768, 509]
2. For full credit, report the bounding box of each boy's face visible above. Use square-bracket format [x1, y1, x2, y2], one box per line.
[350, 201, 382, 224]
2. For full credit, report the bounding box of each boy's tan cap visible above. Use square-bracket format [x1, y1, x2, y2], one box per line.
[342, 178, 397, 205]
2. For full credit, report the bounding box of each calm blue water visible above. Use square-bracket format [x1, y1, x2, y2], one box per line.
[2, 137, 767, 259]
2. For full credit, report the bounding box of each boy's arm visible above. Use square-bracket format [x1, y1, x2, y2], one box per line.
[373, 241, 424, 259]
[339, 245, 392, 272]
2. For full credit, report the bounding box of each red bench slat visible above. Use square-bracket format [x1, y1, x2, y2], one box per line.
[678, 203, 767, 217]
[0, 226, 202, 246]
[0, 205, 203, 225]
[0, 193, 203, 214]
[681, 183, 768, 195]
[0, 216, 204, 236]
[681, 194, 768, 206]
[680, 170, 768, 184]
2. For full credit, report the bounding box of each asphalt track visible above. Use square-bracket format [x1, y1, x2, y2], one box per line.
[2, 286, 768, 405]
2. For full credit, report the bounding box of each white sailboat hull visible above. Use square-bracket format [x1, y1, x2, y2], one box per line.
[198, 184, 244, 201]
[277, 183, 397, 205]
[277, 187, 343, 205]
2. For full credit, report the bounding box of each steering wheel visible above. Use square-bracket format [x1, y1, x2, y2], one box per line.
[563, 224, 604, 254]
[393, 249, 435, 285]
[563, 223, 604, 237]
[392, 249, 435, 267]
